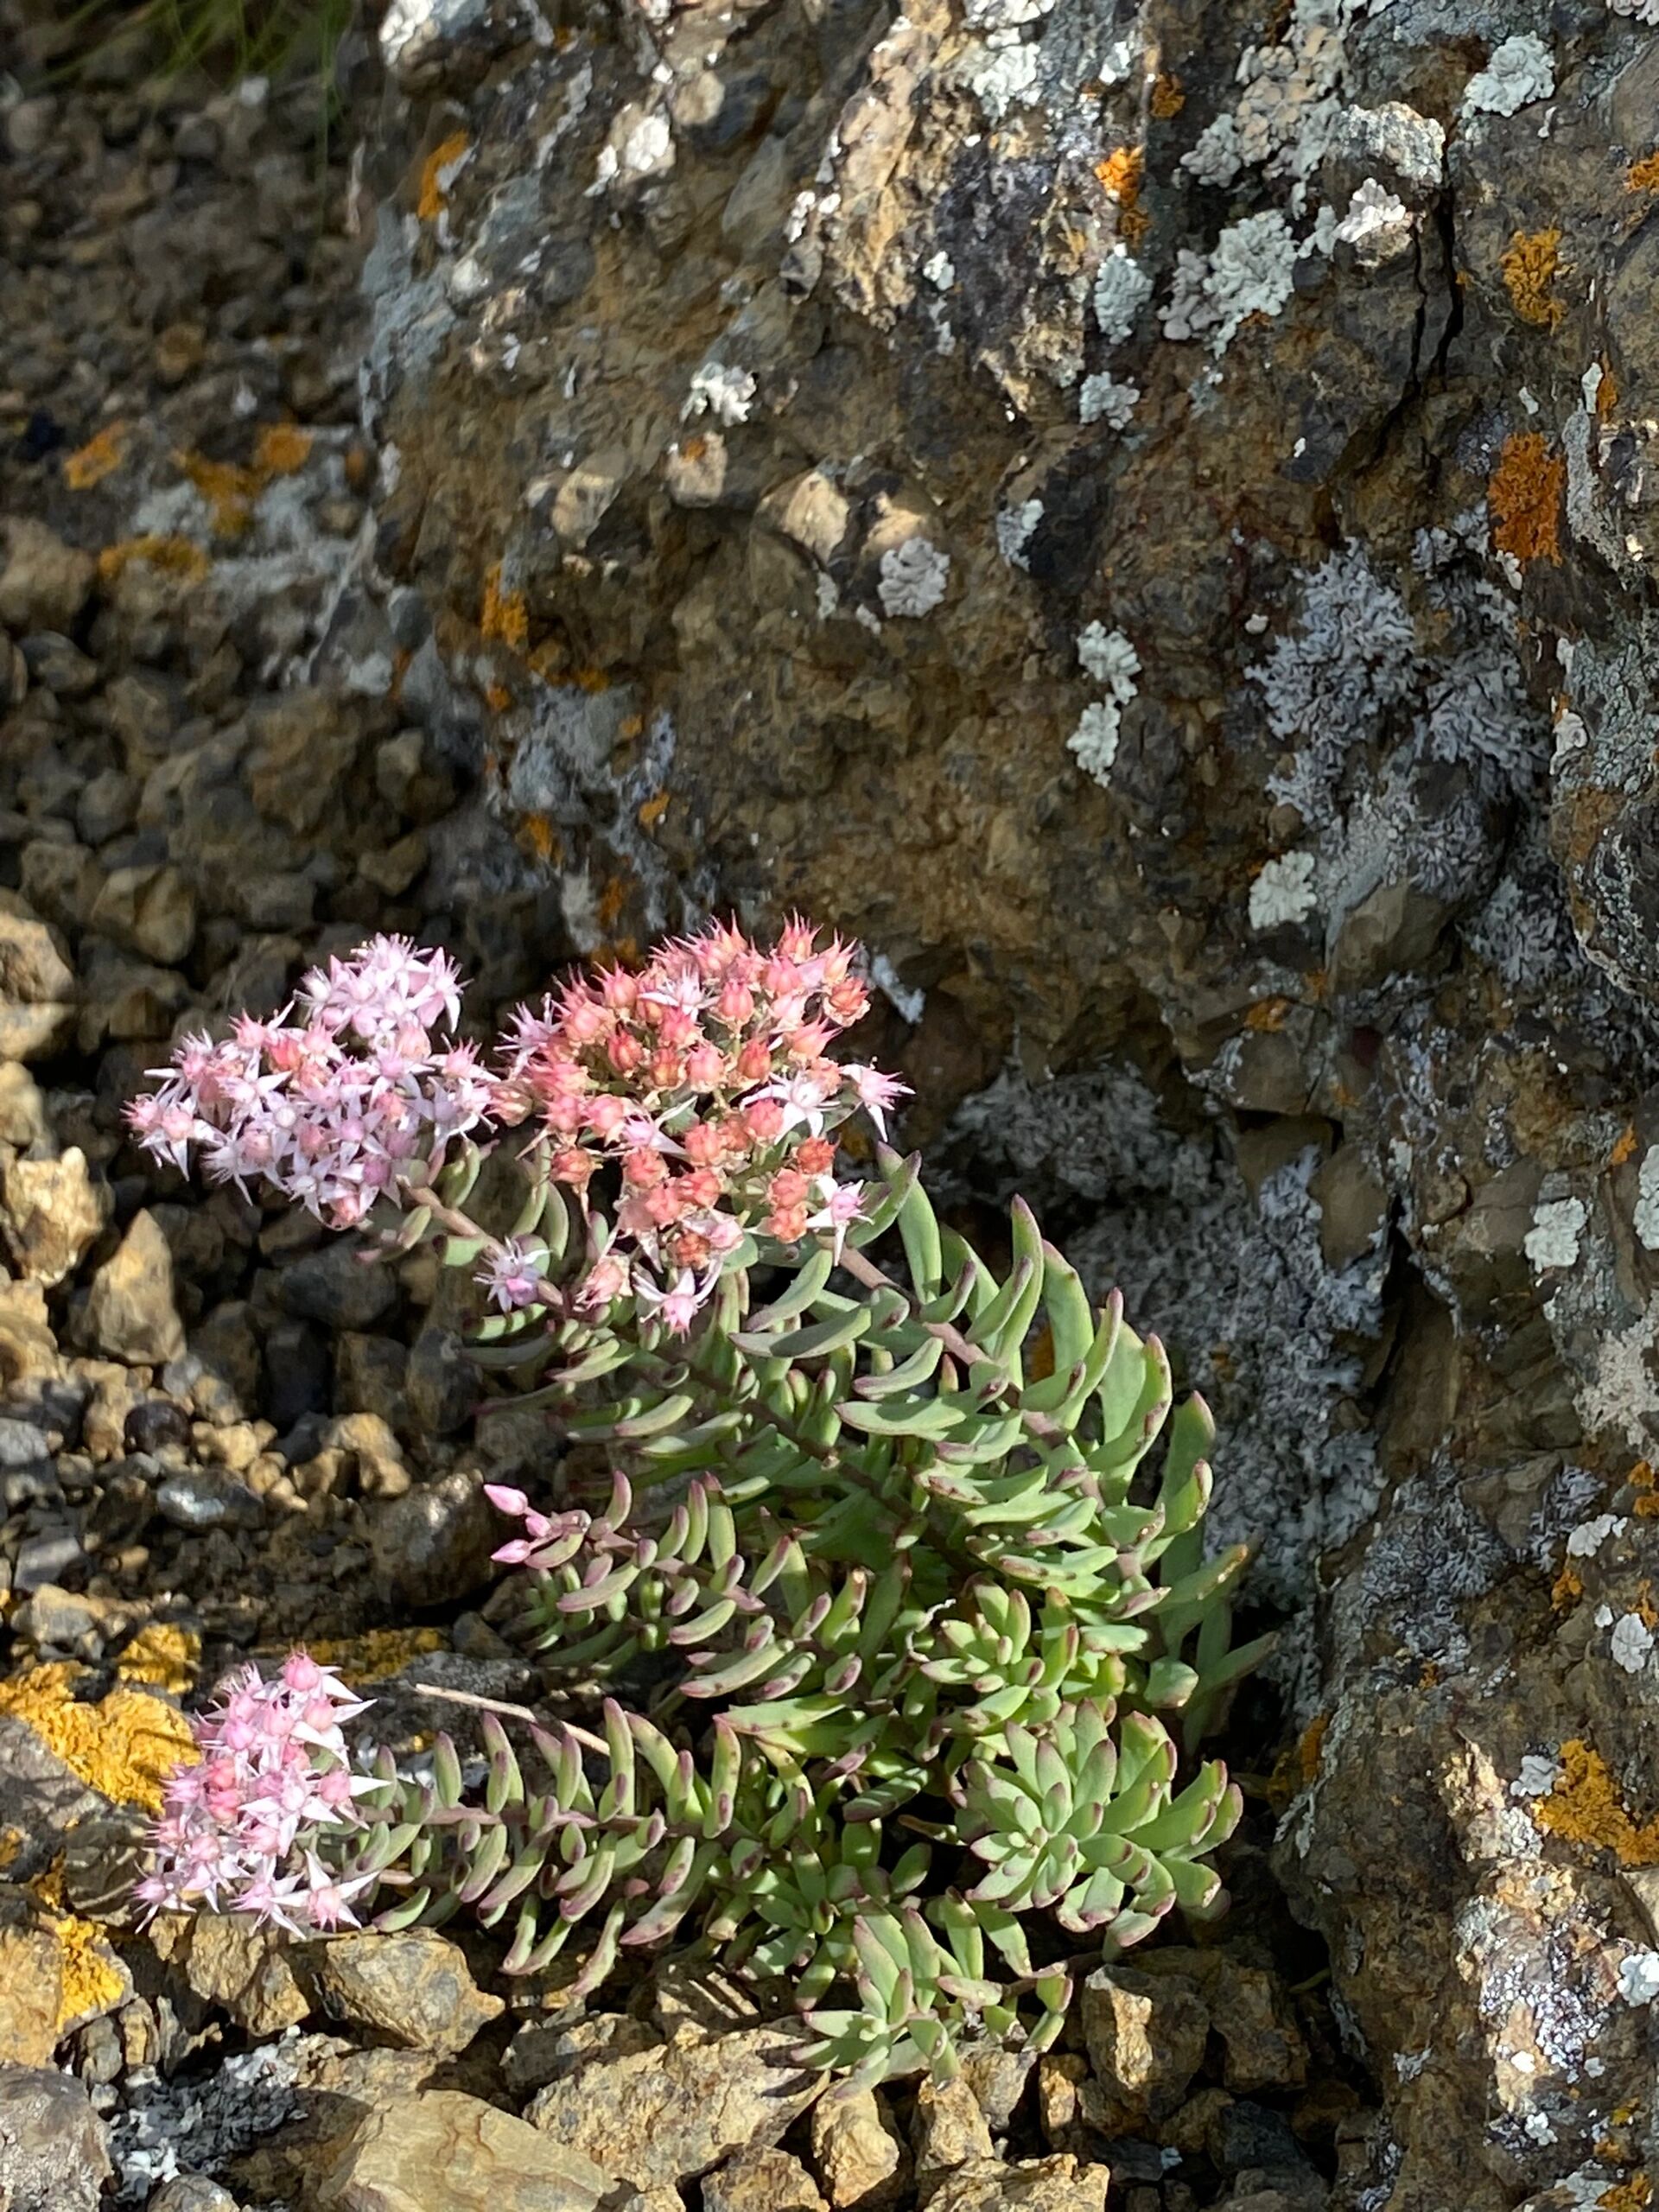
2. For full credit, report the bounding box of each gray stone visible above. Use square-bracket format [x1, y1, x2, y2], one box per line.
[369, 1468, 502, 1608]
[156, 1469, 264, 1530]
[276, 1242, 400, 1330]
[0, 2062, 113, 2212]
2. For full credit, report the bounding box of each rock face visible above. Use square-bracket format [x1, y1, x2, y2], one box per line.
[315, 2088, 611, 2212]
[343, 1, 1659, 2203]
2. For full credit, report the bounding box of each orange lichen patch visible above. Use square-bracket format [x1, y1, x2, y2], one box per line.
[1298, 1712, 1330, 1783]
[484, 682, 512, 714]
[309, 1627, 446, 1682]
[1598, 361, 1620, 418]
[1245, 997, 1290, 1032]
[1554, 1561, 1585, 1609]
[1631, 1460, 1659, 1519]
[1629, 152, 1659, 193]
[1097, 146, 1148, 243]
[1535, 1738, 1659, 1866]
[619, 714, 645, 743]
[96, 535, 211, 583]
[1602, 2177, 1654, 2212]
[679, 433, 709, 465]
[597, 876, 631, 931]
[522, 814, 562, 864]
[0, 1831, 19, 1871]
[1490, 433, 1564, 565]
[63, 420, 130, 490]
[637, 791, 671, 830]
[417, 130, 470, 220]
[1500, 227, 1566, 329]
[0, 1664, 196, 1815]
[175, 449, 261, 537]
[116, 1624, 199, 1695]
[1150, 72, 1185, 118]
[480, 563, 529, 652]
[575, 665, 611, 693]
[1611, 1125, 1641, 1169]
[28, 1862, 124, 2030]
[529, 639, 568, 681]
[252, 422, 315, 477]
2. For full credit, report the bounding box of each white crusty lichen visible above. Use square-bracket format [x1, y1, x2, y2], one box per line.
[965, 39, 1040, 121]
[1204, 212, 1299, 350]
[1068, 701, 1122, 784]
[1524, 1196, 1588, 1271]
[1618, 1952, 1659, 2005]
[1077, 621, 1140, 697]
[1335, 178, 1412, 264]
[1612, 1614, 1656, 1674]
[1162, 214, 1300, 353]
[1607, 0, 1659, 22]
[1093, 249, 1154, 344]
[1179, 1, 1345, 207]
[1460, 33, 1555, 117]
[1249, 850, 1319, 930]
[1636, 1145, 1659, 1250]
[1565, 1513, 1626, 1557]
[877, 537, 950, 618]
[995, 500, 1043, 570]
[1078, 373, 1140, 428]
[683, 360, 756, 426]
[1510, 1753, 1561, 1798]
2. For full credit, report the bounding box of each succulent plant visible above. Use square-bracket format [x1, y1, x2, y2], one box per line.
[130, 926, 1266, 2088]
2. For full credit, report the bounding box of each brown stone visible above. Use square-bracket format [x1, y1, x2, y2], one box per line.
[315, 2088, 610, 2212]
[310, 1929, 504, 2056]
[84, 1210, 186, 1365]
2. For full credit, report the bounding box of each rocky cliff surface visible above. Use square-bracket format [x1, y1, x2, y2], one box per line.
[338, 0, 1659, 2202]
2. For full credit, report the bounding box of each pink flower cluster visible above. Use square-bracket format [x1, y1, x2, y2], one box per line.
[135, 1653, 380, 1934]
[125, 936, 493, 1229]
[494, 919, 907, 1330]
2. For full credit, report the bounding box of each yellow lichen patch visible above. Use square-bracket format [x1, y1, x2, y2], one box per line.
[308, 1627, 446, 1683]
[1535, 1738, 1659, 1866]
[1631, 1460, 1659, 1519]
[1629, 152, 1659, 194]
[1612, 1125, 1641, 1169]
[1490, 432, 1565, 565]
[1150, 73, 1185, 118]
[175, 449, 262, 538]
[1554, 1561, 1585, 1609]
[484, 681, 512, 714]
[253, 422, 315, 477]
[418, 130, 470, 220]
[1500, 227, 1566, 329]
[480, 563, 529, 652]
[63, 420, 130, 490]
[1245, 997, 1290, 1032]
[0, 1665, 196, 1814]
[96, 534, 211, 584]
[0, 1831, 20, 1871]
[575, 665, 611, 693]
[116, 1624, 199, 1695]
[29, 1866, 124, 2031]
[637, 791, 671, 830]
